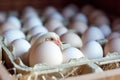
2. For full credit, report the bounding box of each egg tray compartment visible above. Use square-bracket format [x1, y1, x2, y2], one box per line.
[1, 36, 120, 80]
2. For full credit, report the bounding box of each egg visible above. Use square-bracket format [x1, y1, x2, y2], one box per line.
[69, 21, 88, 34]
[23, 16, 43, 30]
[0, 64, 13, 80]
[72, 13, 88, 24]
[43, 6, 57, 19]
[81, 4, 95, 16]
[49, 12, 64, 21]
[104, 38, 120, 56]
[45, 19, 64, 32]
[22, 6, 38, 21]
[3, 29, 25, 46]
[62, 47, 84, 63]
[54, 26, 68, 36]
[0, 12, 6, 23]
[107, 32, 120, 40]
[0, 22, 20, 34]
[30, 33, 45, 45]
[62, 4, 78, 19]
[9, 39, 31, 65]
[82, 26, 105, 44]
[60, 32, 83, 49]
[81, 41, 103, 59]
[98, 24, 111, 37]
[6, 16, 21, 29]
[29, 41, 63, 67]
[27, 26, 48, 37]
[112, 18, 120, 32]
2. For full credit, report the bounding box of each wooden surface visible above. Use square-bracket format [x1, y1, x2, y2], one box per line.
[61, 68, 120, 80]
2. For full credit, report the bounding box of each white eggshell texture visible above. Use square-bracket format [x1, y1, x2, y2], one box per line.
[82, 26, 105, 44]
[63, 47, 84, 63]
[82, 41, 103, 59]
[29, 41, 63, 67]
[3, 29, 25, 45]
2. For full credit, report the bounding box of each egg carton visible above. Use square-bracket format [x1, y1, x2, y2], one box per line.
[1, 36, 120, 80]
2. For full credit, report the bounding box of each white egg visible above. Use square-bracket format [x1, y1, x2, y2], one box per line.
[54, 27, 68, 36]
[9, 39, 31, 65]
[0, 22, 20, 34]
[107, 32, 120, 40]
[72, 13, 88, 24]
[62, 47, 84, 63]
[0, 12, 6, 23]
[30, 33, 45, 45]
[82, 41, 103, 59]
[82, 26, 105, 44]
[43, 6, 57, 18]
[7, 16, 21, 29]
[45, 19, 64, 32]
[60, 32, 83, 49]
[23, 16, 43, 30]
[29, 41, 63, 67]
[27, 26, 48, 37]
[69, 21, 88, 34]
[62, 4, 78, 19]
[99, 24, 111, 37]
[3, 29, 25, 46]
[49, 12, 64, 21]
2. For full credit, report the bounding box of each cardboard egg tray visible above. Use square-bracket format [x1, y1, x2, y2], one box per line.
[0, 35, 120, 80]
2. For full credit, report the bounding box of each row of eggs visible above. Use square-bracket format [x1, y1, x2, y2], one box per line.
[0, 4, 120, 67]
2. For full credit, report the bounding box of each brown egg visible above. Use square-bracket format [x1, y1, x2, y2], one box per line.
[54, 26, 68, 36]
[91, 15, 110, 26]
[112, 18, 120, 32]
[81, 4, 95, 16]
[107, 32, 120, 40]
[68, 21, 88, 34]
[104, 38, 120, 56]
[45, 19, 64, 32]
[60, 32, 83, 49]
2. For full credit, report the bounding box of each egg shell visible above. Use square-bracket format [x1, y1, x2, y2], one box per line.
[43, 6, 57, 19]
[0, 22, 20, 34]
[72, 13, 88, 24]
[23, 16, 43, 30]
[54, 27, 68, 36]
[82, 26, 105, 44]
[62, 4, 78, 19]
[7, 16, 21, 29]
[45, 19, 64, 32]
[9, 39, 31, 65]
[107, 32, 120, 40]
[106, 38, 120, 54]
[27, 26, 48, 37]
[49, 12, 64, 21]
[3, 29, 26, 46]
[60, 32, 83, 48]
[69, 21, 88, 34]
[0, 12, 6, 23]
[82, 41, 103, 59]
[29, 41, 63, 67]
[99, 24, 111, 37]
[62, 47, 84, 63]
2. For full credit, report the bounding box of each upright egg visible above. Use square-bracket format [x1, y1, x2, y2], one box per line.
[104, 38, 120, 56]
[45, 19, 64, 32]
[82, 26, 105, 44]
[62, 47, 84, 63]
[98, 24, 111, 37]
[9, 39, 31, 65]
[82, 41, 103, 59]
[54, 27, 68, 36]
[60, 32, 83, 49]
[3, 29, 25, 46]
[29, 41, 63, 67]
[69, 21, 88, 34]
